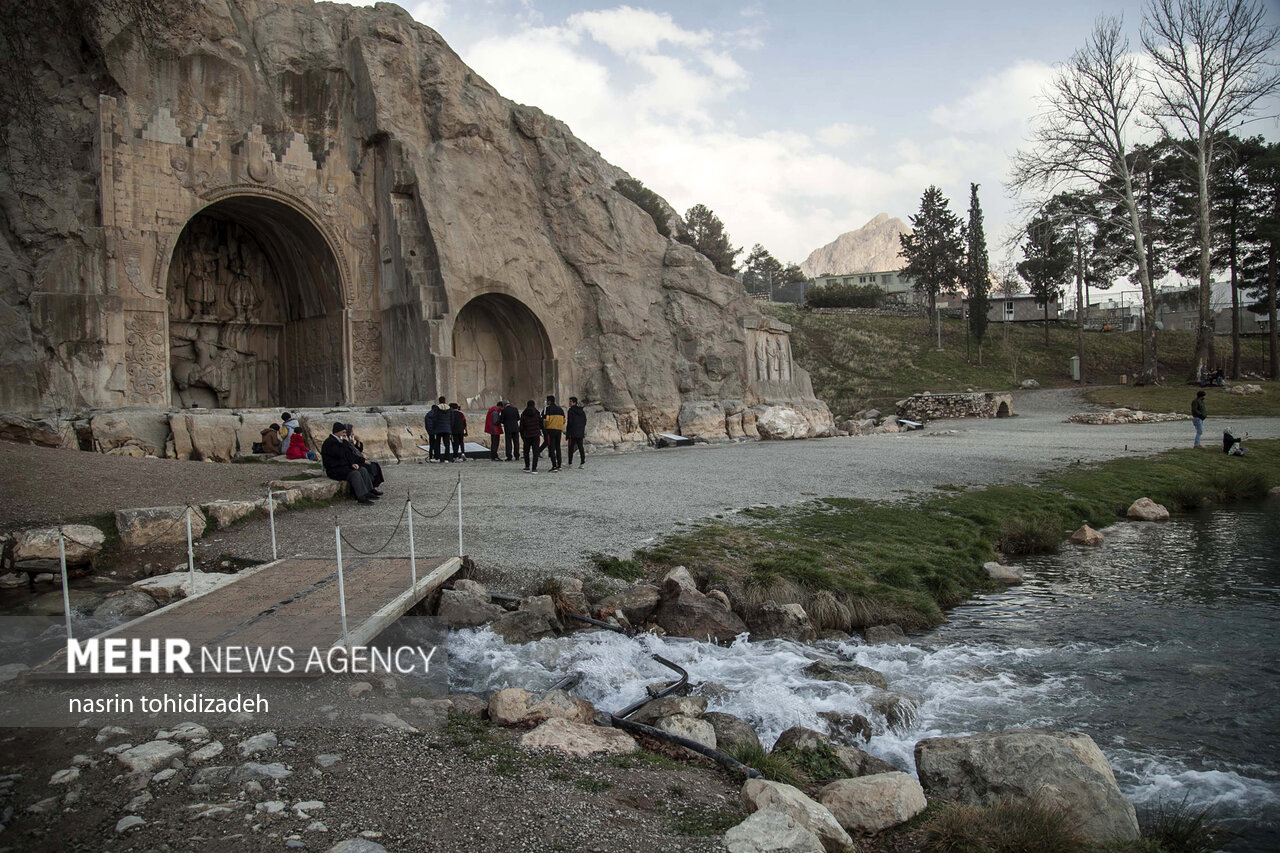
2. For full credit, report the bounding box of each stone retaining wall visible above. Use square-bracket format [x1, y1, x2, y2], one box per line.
[896, 392, 1014, 422]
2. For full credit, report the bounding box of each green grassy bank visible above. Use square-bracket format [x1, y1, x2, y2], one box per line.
[764, 304, 1275, 419]
[1086, 382, 1280, 418]
[620, 440, 1280, 631]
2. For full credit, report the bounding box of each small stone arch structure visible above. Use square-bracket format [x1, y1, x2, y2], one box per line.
[451, 293, 555, 408]
[165, 195, 348, 408]
[996, 400, 1012, 418]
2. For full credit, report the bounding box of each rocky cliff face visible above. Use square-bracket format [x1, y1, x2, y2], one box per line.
[0, 0, 831, 443]
[800, 214, 911, 278]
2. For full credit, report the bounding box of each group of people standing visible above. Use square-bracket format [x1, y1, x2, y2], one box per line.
[474, 396, 587, 473]
[423, 398, 472, 463]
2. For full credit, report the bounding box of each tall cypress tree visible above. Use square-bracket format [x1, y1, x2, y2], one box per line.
[964, 184, 991, 364]
[1018, 213, 1073, 346]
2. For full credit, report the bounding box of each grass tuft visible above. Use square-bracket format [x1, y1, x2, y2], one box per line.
[998, 513, 1061, 556]
[725, 743, 805, 787]
[923, 797, 1085, 853]
[1131, 798, 1229, 853]
[591, 553, 645, 582]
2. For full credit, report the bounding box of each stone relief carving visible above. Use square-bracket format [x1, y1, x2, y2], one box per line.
[350, 319, 383, 400]
[751, 330, 794, 384]
[125, 312, 168, 406]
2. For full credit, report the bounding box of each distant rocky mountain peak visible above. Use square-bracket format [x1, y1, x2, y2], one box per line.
[800, 214, 911, 278]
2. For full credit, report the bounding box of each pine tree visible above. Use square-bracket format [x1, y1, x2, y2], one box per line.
[743, 244, 784, 294]
[681, 204, 741, 276]
[899, 186, 964, 344]
[1017, 213, 1073, 346]
[964, 184, 990, 364]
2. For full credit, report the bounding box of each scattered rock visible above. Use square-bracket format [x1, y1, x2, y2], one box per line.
[706, 589, 733, 611]
[447, 694, 487, 717]
[1020, 379, 1040, 389]
[914, 728, 1139, 843]
[629, 695, 706, 726]
[49, 767, 80, 785]
[832, 745, 897, 778]
[861, 624, 905, 644]
[231, 762, 292, 782]
[653, 714, 717, 750]
[238, 732, 278, 756]
[866, 690, 922, 730]
[594, 584, 661, 624]
[772, 727, 830, 754]
[747, 601, 815, 642]
[661, 566, 698, 595]
[487, 688, 594, 727]
[519, 717, 638, 757]
[151, 768, 177, 783]
[1068, 408, 1187, 425]
[200, 499, 264, 530]
[315, 754, 342, 768]
[435, 588, 505, 628]
[91, 589, 159, 623]
[0, 663, 30, 683]
[294, 800, 325, 817]
[704, 712, 761, 753]
[125, 790, 153, 811]
[722, 808, 824, 853]
[490, 609, 557, 644]
[158, 722, 209, 741]
[653, 581, 747, 643]
[983, 561, 1024, 585]
[327, 839, 390, 853]
[13, 525, 104, 564]
[818, 772, 927, 833]
[451, 578, 488, 598]
[257, 800, 287, 814]
[741, 778, 852, 853]
[547, 576, 590, 614]
[115, 815, 146, 833]
[117, 741, 185, 774]
[1127, 497, 1170, 522]
[1070, 524, 1104, 546]
[756, 406, 816, 440]
[518, 594, 561, 628]
[115, 506, 207, 550]
[818, 710, 872, 745]
[347, 682, 373, 699]
[130, 569, 234, 604]
[359, 712, 418, 733]
[190, 742, 224, 762]
[802, 659, 888, 690]
[1223, 383, 1263, 395]
[96, 725, 130, 743]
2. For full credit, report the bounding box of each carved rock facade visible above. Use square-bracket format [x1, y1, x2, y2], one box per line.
[0, 0, 830, 443]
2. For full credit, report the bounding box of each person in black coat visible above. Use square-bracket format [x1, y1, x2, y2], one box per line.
[321, 423, 379, 504]
[345, 423, 385, 488]
[448, 402, 467, 462]
[565, 396, 587, 468]
[519, 401, 543, 472]
[500, 400, 521, 461]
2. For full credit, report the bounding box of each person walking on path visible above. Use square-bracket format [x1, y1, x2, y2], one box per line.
[424, 405, 439, 462]
[541, 395, 566, 472]
[566, 397, 587, 468]
[1192, 390, 1207, 449]
[431, 397, 452, 462]
[501, 400, 521, 461]
[449, 402, 468, 462]
[520, 400, 544, 473]
[484, 400, 504, 461]
[321, 422, 380, 504]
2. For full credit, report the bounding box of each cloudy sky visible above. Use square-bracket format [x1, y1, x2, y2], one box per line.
[352, 0, 1280, 269]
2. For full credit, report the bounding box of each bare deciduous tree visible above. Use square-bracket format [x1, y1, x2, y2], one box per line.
[1142, 0, 1280, 381]
[1012, 16, 1161, 384]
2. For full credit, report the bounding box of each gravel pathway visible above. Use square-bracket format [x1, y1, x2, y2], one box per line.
[188, 388, 1280, 591]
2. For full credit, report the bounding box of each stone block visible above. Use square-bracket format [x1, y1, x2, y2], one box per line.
[818, 772, 927, 833]
[1127, 497, 1170, 522]
[116, 506, 207, 549]
[755, 406, 812, 440]
[723, 808, 823, 853]
[519, 717, 637, 757]
[741, 779, 851, 853]
[0, 414, 74, 448]
[13, 525, 104, 564]
[382, 411, 431, 461]
[201, 499, 265, 529]
[676, 400, 727, 440]
[91, 411, 170, 456]
[170, 413, 240, 461]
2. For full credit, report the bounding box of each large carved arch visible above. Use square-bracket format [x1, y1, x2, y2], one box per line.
[164, 194, 349, 408]
[451, 293, 555, 408]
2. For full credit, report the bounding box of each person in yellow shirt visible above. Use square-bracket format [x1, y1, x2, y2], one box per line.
[541, 395, 566, 472]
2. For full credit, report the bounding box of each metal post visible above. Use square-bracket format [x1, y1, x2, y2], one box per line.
[407, 495, 417, 589]
[456, 478, 463, 557]
[58, 528, 73, 641]
[335, 524, 349, 648]
[267, 488, 278, 561]
[185, 506, 195, 586]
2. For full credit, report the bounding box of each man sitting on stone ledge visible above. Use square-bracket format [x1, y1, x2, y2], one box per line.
[321, 422, 381, 505]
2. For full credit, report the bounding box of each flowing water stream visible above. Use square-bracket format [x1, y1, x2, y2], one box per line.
[446, 501, 1280, 851]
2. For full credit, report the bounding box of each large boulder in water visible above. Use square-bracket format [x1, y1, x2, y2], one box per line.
[914, 728, 1139, 844]
[652, 583, 746, 643]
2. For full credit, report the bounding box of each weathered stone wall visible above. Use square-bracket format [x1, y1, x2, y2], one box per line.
[0, 0, 831, 442]
[896, 392, 1014, 422]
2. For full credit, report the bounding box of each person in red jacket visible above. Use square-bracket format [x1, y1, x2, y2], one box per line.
[483, 399, 504, 461]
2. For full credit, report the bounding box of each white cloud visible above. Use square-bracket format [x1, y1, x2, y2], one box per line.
[566, 6, 710, 55]
[817, 123, 873, 147]
[929, 61, 1055, 138]
[407, 0, 450, 29]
